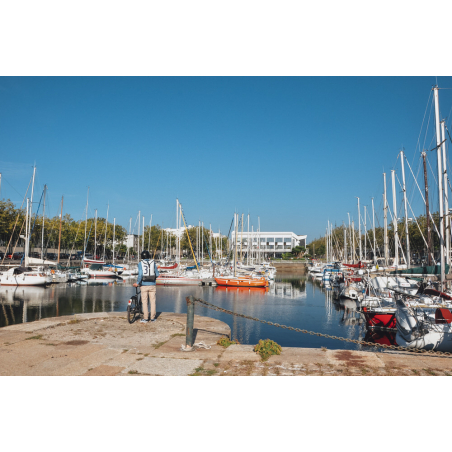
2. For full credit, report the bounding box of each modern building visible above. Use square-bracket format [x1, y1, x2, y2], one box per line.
[230, 231, 307, 259]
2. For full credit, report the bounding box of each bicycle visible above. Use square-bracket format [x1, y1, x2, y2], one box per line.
[127, 287, 143, 324]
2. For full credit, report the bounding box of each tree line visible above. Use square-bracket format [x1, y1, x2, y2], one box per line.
[307, 212, 444, 262]
[0, 199, 229, 259]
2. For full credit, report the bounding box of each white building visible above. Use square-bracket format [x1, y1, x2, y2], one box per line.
[126, 234, 138, 253]
[230, 231, 307, 259]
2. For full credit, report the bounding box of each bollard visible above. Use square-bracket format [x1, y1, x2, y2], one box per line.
[185, 296, 195, 349]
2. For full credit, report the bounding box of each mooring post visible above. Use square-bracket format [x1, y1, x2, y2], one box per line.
[186, 296, 195, 348]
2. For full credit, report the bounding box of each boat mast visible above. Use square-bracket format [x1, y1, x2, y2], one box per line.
[352, 220, 355, 264]
[364, 205, 367, 261]
[434, 85, 445, 290]
[142, 216, 145, 254]
[94, 209, 97, 260]
[127, 217, 132, 263]
[41, 184, 46, 262]
[103, 203, 109, 261]
[258, 216, 260, 264]
[233, 213, 238, 276]
[83, 187, 89, 262]
[202, 221, 204, 265]
[347, 212, 351, 263]
[344, 225, 347, 263]
[137, 210, 141, 260]
[357, 197, 362, 261]
[441, 120, 450, 271]
[372, 198, 377, 265]
[391, 170, 399, 267]
[149, 215, 153, 255]
[57, 196, 63, 264]
[383, 173, 388, 267]
[247, 213, 250, 265]
[239, 213, 244, 264]
[422, 152, 432, 266]
[400, 151, 410, 268]
[27, 165, 36, 257]
[24, 198, 29, 267]
[176, 199, 179, 262]
[113, 218, 116, 264]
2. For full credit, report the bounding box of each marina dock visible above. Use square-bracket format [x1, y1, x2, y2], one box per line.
[1, 311, 451, 376]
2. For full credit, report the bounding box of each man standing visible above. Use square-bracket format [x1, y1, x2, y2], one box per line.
[133, 250, 159, 323]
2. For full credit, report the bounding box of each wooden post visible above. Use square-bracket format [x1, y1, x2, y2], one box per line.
[185, 296, 195, 348]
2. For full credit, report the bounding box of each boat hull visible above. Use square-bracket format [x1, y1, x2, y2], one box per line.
[214, 277, 269, 288]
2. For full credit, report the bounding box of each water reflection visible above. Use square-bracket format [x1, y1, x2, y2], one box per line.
[0, 274, 373, 350]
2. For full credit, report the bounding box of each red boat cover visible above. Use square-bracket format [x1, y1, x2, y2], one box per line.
[435, 308, 452, 324]
[343, 261, 366, 269]
[423, 288, 452, 301]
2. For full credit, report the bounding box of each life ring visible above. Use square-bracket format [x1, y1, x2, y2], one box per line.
[51, 270, 55, 274]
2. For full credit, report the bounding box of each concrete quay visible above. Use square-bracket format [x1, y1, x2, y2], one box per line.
[1, 312, 452, 376]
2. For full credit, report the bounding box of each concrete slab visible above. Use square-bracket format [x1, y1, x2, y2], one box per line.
[149, 336, 225, 360]
[267, 347, 330, 365]
[125, 356, 204, 376]
[327, 350, 385, 368]
[219, 344, 261, 362]
[83, 365, 125, 376]
[56, 348, 123, 376]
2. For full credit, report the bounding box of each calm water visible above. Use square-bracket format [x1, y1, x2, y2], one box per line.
[0, 273, 375, 350]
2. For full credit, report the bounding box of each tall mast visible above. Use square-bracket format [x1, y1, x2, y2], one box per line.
[347, 212, 351, 263]
[94, 209, 97, 259]
[247, 213, 250, 265]
[400, 151, 410, 268]
[103, 203, 109, 261]
[258, 216, 260, 264]
[113, 218, 116, 264]
[441, 120, 450, 270]
[364, 205, 367, 261]
[41, 184, 46, 262]
[383, 173, 388, 266]
[344, 225, 347, 263]
[357, 197, 362, 261]
[142, 216, 145, 253]
[137, 210, 141, 259]
[434, 85, 445, 290]
[422, 152, 432, 266]
[372, 198, 376, 265]
[176, 200, 178, 257]
[127, 217, 132, 263]
[240, 213, 244, 264]
[83, 187, 89, 261]
[202, 221, 204, 265]
[57, 196, 63, 264]
[148, 215, 153, 253]
[391, 170, 399, 267]
[326, 224, 329, 263]
[233, 213, 238, 276]
[24, 198, 29, 267]
[28, 165, 36, 244]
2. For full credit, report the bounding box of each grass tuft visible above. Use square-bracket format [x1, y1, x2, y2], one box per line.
[26, 335, 43, 340]
[253, 339, 282, 361]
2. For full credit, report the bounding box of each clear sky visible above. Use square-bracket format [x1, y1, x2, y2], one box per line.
[1, 76, 452, 241]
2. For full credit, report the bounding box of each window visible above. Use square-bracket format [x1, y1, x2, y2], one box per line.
[267, 237, 274, 242]
[275, 238, 283, 243]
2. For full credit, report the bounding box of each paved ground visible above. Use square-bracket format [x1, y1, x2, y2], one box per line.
[1, 312, 452, 376]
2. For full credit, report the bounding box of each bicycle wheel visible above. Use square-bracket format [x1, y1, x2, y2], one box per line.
[127, 296, 138, 324]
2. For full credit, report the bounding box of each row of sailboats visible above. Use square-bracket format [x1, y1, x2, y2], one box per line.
[317, 85, 452, 351]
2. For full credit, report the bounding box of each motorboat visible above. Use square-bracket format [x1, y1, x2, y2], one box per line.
[0, 266, 51, 286]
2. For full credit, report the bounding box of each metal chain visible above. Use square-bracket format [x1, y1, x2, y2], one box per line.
[193, 297, 452, 357]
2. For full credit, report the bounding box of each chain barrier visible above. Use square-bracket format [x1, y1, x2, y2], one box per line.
[193, 297, 452, 357]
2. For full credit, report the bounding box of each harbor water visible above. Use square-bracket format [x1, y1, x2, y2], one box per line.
[0, 273, 376, 351]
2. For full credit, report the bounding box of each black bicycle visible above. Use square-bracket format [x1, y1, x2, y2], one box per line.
[127, 287, 142, 324]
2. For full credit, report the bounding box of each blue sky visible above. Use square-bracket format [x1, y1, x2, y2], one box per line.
[1, 76, 452, 241]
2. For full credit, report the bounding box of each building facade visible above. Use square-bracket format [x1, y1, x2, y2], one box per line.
[230, 231, 307, 259]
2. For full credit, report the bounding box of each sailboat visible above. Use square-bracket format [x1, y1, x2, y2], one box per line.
[1, 167, 51, 286]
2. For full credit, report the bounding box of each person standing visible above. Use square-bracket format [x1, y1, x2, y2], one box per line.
[133, 250, 159, 323]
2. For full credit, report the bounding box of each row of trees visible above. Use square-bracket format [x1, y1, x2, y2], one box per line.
[0, 199, 230, 259]
[308, 212, 444, 261]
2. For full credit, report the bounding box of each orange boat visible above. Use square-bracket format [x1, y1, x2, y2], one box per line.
[214, 276, 269, 288]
